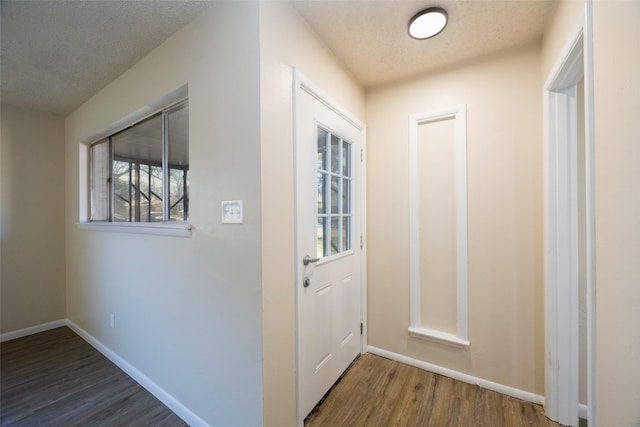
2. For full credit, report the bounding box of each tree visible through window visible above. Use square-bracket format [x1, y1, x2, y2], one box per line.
[90, 101, 189, 222]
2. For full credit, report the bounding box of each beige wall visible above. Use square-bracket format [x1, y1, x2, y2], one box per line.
[64, 4, 263, 425]
[592, 2, 640, 425]
[417, 118, 458, 334]
[366, 44, 544, 394]
[259, 3, 365, 426]
[0, 105, 66, 333]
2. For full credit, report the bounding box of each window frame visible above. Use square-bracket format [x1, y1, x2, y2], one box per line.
[316, 124, 353, 260]
[103, 100, 189, 223]
[77, 86, 191, 237]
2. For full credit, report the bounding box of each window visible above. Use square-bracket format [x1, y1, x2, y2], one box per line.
[89, 100, 189, 223]
[316, 126, 352, 258]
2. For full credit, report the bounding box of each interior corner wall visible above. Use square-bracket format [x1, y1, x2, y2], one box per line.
[0, 104, 66, 333]
[259, 3, 365, 426]
[366, 44, 544, 395]
[592, 2, 640, 425]
[64, 3, 263, 426]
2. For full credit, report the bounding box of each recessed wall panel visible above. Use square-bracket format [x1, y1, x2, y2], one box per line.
[417, 118, 458, 334]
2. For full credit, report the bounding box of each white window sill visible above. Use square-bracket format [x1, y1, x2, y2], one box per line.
[408, 327, 470, 350]
[76, 221, 192, 237]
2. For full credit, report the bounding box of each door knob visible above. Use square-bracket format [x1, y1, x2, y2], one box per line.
[303, 255, 320, 266]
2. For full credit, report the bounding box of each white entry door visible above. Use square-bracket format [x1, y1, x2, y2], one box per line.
[295, 74, 363, 421]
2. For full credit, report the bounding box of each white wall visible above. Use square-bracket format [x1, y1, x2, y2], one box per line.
[259, 3, 365, 426]
[366, 44, 545, 394]
[592, 2, 640, 425]
[1, 104, 66, 333]
[64, 4, 263, 426]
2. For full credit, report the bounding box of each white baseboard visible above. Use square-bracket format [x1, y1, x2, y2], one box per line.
[366, 347, 590, 423]
[65, 320, 210, 427]
[0, 319, 67, 343]
[367, 346, 545, 406]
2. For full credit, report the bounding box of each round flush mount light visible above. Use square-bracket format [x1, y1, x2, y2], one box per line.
[408, 7, 448, 40]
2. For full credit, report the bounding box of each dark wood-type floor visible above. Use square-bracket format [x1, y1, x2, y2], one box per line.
[0, 327, 187, 427]
[2, 327, 587, 427]
[306, 353, 585, 427]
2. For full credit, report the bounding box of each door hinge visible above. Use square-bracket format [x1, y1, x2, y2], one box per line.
[360, 148, 364, 162]
[360, 323, 363, 335]
[360, 235, 363, 249]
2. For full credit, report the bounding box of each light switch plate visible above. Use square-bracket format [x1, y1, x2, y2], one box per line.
[221, 200, 243, 223]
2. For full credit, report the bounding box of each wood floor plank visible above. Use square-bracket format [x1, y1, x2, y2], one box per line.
[0, 327, 187, 427]
[3, 328, 588, 426]
[306, 353, 577, 427]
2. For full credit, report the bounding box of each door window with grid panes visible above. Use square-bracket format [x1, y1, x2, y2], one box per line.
[316, 126, 352, 259]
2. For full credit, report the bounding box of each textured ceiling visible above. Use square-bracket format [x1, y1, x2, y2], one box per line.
[0, 0, 556, 116]
[292, 0, 557, 88]
[0, 0, 212, 116]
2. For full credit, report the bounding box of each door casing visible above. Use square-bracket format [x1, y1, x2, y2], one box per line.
[543, 2, 596, 425]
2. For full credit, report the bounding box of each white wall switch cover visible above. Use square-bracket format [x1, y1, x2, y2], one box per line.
[221, 200, 243, 223]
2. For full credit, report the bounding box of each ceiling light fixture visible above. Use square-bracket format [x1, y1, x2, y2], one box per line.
[408, 7, 448, 40]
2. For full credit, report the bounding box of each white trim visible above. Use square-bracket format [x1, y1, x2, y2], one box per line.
[367, 346, 543, 405]
[297, 76, 365, 132]
[76, 221, 192, 237]
[0, 319, 67, 343]
[360, 127, 368, 352]
[579, 403, 588, 420]
[544, 29, 585, 91]
[408, 105, 469, 346]
[583, 3, 597, 425]
[293, 68, 367, 427]
[408, 327, 470, 349]
[543, 4, 596, 426]
[292, 69, 302, 427]
[66, 320, 209, 427]
[545, 85, 580, 426]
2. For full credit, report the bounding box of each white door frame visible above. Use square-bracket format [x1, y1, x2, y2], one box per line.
[543, 2, 595, 426]
[292, 69, 367, 427]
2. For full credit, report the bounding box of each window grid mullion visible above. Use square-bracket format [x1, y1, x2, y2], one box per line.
[317, 129, 354, 257]
[148, 165, 152, 222]
[338, 138, 343, 253]
[183, 169, 188, 221]
[128, 162, 133, 221]
[109, 137, 114, 222]
[100, 100, 187, 224]
[162, 111, 169, 222]
[324, 131, 331, 256]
